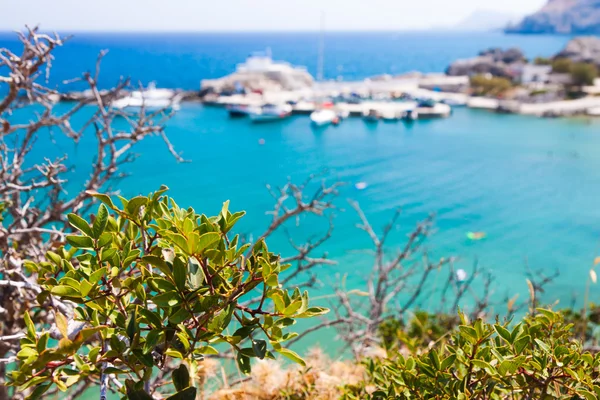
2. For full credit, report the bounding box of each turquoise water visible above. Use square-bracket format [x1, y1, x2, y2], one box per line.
[150, 106, 600, 309]
[44, 103, 600, 314]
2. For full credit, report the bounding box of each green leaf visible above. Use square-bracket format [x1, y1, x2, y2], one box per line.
[127, 306, 138, 341]
[459, 325, 478, 343]
[471, 359, 497, 374]
[143, 330, 161, 354]
[67, 214, 93, 236]
[514, 335, 531, 354]
[188, 257, 205, 289]
[296, 307, 329, 318]
[92, 204, 109, 239]
[196, 345, 219, 355]
[142, 255, 172, 276]
[66, 235, 94, 249]
[169, 308, 191, 325]
[173, 258, 187, 290]
[28, 383, 52, 400]
[534, 338, 551, 354]
[195, 232, 221, 253]
[252, 339, 267, 360]
[577, 390, 597, 400]
[441, 354, 456, 370]
[276, 348, 306, 366]
[236, 353, 252, 375]
[79, 279, 93, 297]
[50, 285, 80, 298]
[498, 359, 520, 376]
[172, 364, 190, 392]
[494, 324, 512, 344]
[169, 233, 190, 254]
[125, 380, 154, 400]
[139, 308, 163, 328]
[166, 387, 197, 400]
[127, 196, 149, 216]
[89, 267, 107, 284]
[55, 311, 69, 338]
[24, 311, 36, 340]
[152, 291, 182, 307]
[86, 191, 116, 210]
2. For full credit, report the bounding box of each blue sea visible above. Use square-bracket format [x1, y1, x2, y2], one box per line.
[4, 31, 600, 353]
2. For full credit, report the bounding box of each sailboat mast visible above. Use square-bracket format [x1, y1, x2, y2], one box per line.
[317, 11, 325, 82]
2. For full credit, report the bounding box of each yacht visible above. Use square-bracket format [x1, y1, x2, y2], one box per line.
[249, 104, 293, 123]
[112, 83, 180, 111]
[310, 109, 338, 126]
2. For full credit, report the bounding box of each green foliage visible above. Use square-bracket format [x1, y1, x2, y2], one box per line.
[345, 309, 600, 399]
[9, 187, 327, 398]
[533, 57, 551, 66]
[571, 62, 598, 86]
[552, 57, 573, 73]
[378, 311, 458, 353]
[469, 74, 513, 97]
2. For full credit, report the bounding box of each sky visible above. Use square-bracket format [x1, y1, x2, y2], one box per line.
[1, 0, 547, 32]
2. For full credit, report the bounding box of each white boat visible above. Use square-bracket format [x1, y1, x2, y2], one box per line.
[226, 104, 260, 118]
[381, 110, 401, 122]
[249, 104, 292, 123]
[112, 83, 180, 111]
[310, 109, 338, 126]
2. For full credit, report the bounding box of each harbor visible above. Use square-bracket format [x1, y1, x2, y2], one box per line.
[56, 37, 600, 122]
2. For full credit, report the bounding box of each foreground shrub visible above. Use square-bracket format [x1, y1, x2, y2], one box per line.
[344, 309, 600, 399]
[8, 188, 326, 399]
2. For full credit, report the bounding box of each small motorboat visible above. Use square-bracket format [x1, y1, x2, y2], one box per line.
[381, 110, 401, 122]
[402, 109, 419, 122]
[363, 109, 380, 122]
[227, 104, 260, 118]
[111, 82, 181, 112]
[249, 104, 293, 123]
[310, 109, 338, 126]
[417, 98, 436, 108]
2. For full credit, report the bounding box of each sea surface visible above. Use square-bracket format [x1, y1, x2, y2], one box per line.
[3, 31, 600, 356]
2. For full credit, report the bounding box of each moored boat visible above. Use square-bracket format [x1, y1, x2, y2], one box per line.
[310, 109, 338, 126]
[111, 82, 180, 112]
[226, 104, 259, 117]
[381, 110, 401, 122]
[249, 104, 293, 123]
[402, 109, 419, 121]
[363, 109, 381, 122]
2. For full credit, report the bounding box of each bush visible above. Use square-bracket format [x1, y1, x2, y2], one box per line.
[571, 62, 598, 86]
[343, 309, 600, 399]
[552, 57, 573, 73]
[8, 188, 326, 398]
[534, 57, 551, 66]
[469, 74, 513, 97]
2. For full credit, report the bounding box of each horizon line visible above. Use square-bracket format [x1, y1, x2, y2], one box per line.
[0, 27, 514, 35]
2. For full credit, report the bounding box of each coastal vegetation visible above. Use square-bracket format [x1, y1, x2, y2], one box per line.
[469, 75, 513, 97]
[3, 27, 600, 400]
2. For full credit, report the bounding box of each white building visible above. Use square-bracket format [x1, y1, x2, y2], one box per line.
[236, 49, 308, 75]
[520, 65, 552, 84]
[202, 49, 314, 93]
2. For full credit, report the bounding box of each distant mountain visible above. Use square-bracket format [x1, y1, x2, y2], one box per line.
[507, 0, 600, 34]
[455, 10, 521, 31]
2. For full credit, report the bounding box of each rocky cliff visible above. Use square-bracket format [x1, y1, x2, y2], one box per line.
[506, 0, 600, 34]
